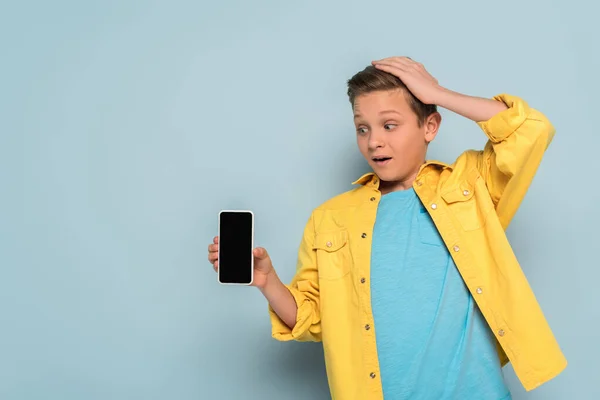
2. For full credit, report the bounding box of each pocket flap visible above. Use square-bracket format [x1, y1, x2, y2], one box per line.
[441, 168, 479, 204]
[313, 230, 348, 252]
[441, 183, 474, 203]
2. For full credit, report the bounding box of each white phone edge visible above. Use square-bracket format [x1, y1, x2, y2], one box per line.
[217, 209, 254, 286]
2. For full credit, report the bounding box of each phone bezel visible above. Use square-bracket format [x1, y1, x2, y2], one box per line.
[217, 209, 254, 286]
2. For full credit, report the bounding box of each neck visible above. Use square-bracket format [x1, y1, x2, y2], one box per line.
[378, 162, 424, 195]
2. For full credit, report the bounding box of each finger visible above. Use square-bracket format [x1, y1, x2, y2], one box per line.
[208, 252, 218, 262]
[399, 56, 418, 65]
[213, 261, 218, 272]
[373, 56, 414, 66]
[373, 59, 410, 72]
[253, 247, 269, 260]
[373, 56, 408, 63]
[402, 58, 426, 70]
[208, 243, 218, 252]
[375, 60, 429, 80]
[373, 63, 406, 75]
[213, 236, 219, 244]
[372, 62, 407, 78]
[377, 56, 419, 68]
[374, 58, 413, 70]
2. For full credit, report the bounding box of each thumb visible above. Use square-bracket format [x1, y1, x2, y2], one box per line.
[253, 247, 270, 260]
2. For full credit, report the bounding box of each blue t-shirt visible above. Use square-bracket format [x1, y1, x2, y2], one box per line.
[370, 187, 511, 400]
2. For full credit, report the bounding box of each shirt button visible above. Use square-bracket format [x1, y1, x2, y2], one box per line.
[370, 197, 376, 201]
[463, 190, 470, 196]
[365, 324, 371, 330]
[431, 203, 438, 210]
[453, 245, 460, 252]
[370, 372, 376, 379]
[498, 329, 505, 337]
[373, 179, 378, 185]
[476, 287, 483, 294]
[361, 233, 367, 238]
[326, 241, 332, 248]
[416, 180, 423, 186]
[360, 277, 366, 284]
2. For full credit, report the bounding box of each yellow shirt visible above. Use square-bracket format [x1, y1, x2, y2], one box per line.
[268, 94, 567, 399]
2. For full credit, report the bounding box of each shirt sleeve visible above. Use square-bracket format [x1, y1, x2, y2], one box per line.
[269, 212, 322, 342]
[476, 93, 556, 229]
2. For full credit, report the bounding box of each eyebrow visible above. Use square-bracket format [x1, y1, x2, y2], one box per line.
[353, 110, 403, 120]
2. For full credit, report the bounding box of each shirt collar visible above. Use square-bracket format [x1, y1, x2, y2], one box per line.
[351, 159, 449, 187]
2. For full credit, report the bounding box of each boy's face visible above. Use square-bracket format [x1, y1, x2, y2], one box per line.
[353, 89, 440, 191]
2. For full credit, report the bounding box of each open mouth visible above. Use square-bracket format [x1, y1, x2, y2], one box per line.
[372, 156, 392, 165]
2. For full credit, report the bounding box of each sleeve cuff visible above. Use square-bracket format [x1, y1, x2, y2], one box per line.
[268, 283, 315, 341]
[476, 93, 531, 143]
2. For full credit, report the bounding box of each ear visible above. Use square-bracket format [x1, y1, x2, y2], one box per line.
[424, 112, 441, 143]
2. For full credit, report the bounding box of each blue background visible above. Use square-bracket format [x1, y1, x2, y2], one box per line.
[1, 0, 597, 399]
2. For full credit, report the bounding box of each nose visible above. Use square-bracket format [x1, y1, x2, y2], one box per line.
[367, 129, 385, 151]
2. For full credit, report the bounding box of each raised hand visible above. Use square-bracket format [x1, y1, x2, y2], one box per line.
[372, 56, 443, 105]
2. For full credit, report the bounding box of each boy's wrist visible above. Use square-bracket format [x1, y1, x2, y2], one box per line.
[257, 269, 281, 292]
[430, 85, 456, 108]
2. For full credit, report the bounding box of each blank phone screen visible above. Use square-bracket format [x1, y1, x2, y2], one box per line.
[219, 211, 253, 284]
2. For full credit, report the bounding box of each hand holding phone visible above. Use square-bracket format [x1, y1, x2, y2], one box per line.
[208, 212, 299, 329]
[208, 210, 274, 287]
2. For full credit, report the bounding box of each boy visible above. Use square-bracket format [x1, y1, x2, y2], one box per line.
[207, 56, 566, 399]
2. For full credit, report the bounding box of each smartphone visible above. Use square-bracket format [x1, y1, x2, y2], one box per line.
[218, 210, 254, 285]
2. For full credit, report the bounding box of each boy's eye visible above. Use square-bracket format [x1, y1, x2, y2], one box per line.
[384, 124, 397, 130]
[357, 127, 368, 135]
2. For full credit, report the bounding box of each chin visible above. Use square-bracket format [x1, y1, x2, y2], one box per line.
[370, 165, 407, 181]
[372, 169, 400, 182]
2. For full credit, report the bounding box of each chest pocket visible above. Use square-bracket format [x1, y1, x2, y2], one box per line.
[441, 169, 493, 231]
[313, 230, 352, 280]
